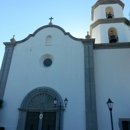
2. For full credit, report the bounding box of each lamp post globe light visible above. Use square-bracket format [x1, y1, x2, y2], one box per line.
[107, 98, 114, 130]
[54, 98, 68, 130]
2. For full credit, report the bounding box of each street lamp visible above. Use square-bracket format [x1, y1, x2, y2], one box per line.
[54, 98, 68, 130]
[107, 98, 114, 130]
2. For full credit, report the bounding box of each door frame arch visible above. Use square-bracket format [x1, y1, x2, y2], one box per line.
[17, 86, 64, 130]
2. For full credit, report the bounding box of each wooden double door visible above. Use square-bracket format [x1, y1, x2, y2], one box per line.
[25, 112, 56, 130]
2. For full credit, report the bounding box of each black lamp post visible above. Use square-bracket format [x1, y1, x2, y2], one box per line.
[54, 98, 68, 130]
[107, 98, 114, 130]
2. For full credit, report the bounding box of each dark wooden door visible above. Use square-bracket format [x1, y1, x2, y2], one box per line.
[42, 112, 56, 130]
[25, 112, 39, 130]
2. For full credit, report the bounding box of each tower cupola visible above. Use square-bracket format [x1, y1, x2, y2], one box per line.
[90, 0, 130, 44]
[92, 0, 124, 21]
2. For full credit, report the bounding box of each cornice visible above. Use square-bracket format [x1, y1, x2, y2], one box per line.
[90, 17, 127, 36]
[93, 42, 130, 49]
[3, 42, 16, 47]
[82, 38, 95, 44]
[91, 0, 125, 21]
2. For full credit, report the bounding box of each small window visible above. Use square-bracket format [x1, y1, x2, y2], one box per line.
[45, 35, 52, 46]
[43, 58, 52, 67]
[39, 54, 53, 68]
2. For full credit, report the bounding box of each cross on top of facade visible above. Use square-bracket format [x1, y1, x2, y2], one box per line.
[49, 17, 54, 25]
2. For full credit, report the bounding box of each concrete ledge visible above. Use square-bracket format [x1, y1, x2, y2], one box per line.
[90, 17, 127, 36]
[93, 42, 130, 49]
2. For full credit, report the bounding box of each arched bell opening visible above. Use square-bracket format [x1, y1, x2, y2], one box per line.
[108, 28, 118, 43]
[17, 87, 64, 130]
[106, 7, 114, 19]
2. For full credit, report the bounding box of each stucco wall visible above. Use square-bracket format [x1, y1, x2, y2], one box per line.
[0, 27, 85, 130]
[124, 25, 130, 42]
[91, 25, 102, 43]
[94, 48, 130, 130]
[93, 4, 124, 21]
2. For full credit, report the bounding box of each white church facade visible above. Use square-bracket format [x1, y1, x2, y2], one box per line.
[0, 0, 130, 130]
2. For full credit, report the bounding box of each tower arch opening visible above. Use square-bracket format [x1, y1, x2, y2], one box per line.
[106, 7, 114, 19]
[108, 27, 118, 43]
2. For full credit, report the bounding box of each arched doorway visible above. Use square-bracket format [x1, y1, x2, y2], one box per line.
[17, 87, 64, 130]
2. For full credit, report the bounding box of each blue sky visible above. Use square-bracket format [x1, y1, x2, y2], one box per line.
[0, 0, 130, 67]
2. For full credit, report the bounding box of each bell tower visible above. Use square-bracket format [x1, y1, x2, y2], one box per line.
[90, 0, 130, 43]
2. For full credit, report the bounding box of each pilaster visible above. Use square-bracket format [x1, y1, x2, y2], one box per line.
[82, 39, 98, 130]
[0, 42, 16, 99]
[17, 109, 27, 130]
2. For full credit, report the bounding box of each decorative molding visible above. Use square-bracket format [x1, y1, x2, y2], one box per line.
[17, 87, 64, 130]
[0, 44, 15, 99]
[82, 38, 95, 43]
[90, 17, 127, 36]
[93, 42, 130, 49]
[21, 86, 63, 109]
[28, 93, 54, 109]
[83, 40, 98, 130]
[4, 42, 16, 47]
[4, 25, 83, 45]
[91, 0, 124, 20]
